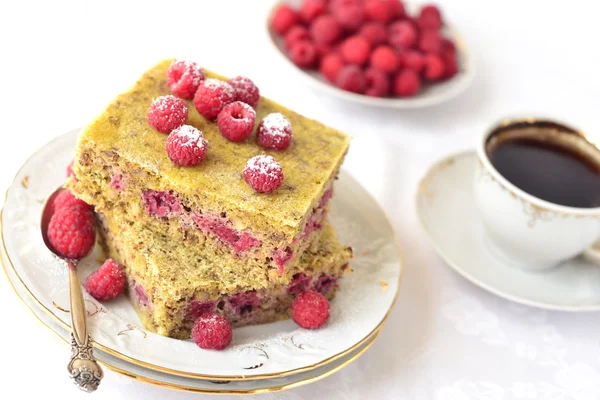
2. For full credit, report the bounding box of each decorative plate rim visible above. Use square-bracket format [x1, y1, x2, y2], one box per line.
[1, 129, 404, 381]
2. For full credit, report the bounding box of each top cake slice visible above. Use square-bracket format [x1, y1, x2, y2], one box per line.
[70, 59, 350, 278]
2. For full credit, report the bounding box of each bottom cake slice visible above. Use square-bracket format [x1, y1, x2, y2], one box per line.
[96, 212, 353, 339]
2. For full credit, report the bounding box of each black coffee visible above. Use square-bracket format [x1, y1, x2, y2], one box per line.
[488, 125, 600, 208]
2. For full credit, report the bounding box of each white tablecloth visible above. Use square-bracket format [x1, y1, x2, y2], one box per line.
[1, 1, 600, 398]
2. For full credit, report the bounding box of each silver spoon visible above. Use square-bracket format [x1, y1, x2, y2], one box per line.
[41, 187, 103, 392]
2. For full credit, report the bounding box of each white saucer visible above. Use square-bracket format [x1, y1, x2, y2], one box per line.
[416, 151, 600, 311]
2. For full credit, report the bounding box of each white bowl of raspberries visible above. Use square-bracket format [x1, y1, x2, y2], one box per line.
[267, 0, 475, 108]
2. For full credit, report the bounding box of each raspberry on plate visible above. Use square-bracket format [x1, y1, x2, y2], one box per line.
[419, 30, 443, 54]
[166, 125, 208, 167]
[340, 36, 371, 65]
[53, 189, 91, 213]
[47, 205, 95, 259]
[359, 22, 387, 46]
[244, 155, 284, 193]
[85, 259, 126, 301]
[147, 95, 188, 134]
[423, 54, 445, 80]
[227, 76, 260, 109]
[365, 67, 390, 97]
[370, 45, 399, 73]
[389, 20, 418, 51]
[271, 5, 300, 35]
[310, 15, 343, 45]
[332, 2, 365, 31]
[418, 4, 442, 30]
[217, 101, 256, 142]
[285, 25, 310, 50]
[393, 69, 422, 96]
[166, 60, 205, 99]
[289, 40, 318, 68]
[257, 113, 293, 150]
[193, 79, 236, 120]
[403, 50, 425, 72]
[192, 312, 233, 350]
[300, 0, 327, 23]
[292, 290, 330, 329]
[320, 53, 346, 83]
[336, 65, 366, 93]
[441, 51, 458, 79]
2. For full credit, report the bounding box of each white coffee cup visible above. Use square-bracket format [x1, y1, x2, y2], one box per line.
[474, 118, 600, 270]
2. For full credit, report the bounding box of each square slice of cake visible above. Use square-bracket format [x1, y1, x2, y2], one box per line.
[69, 59, 350, 282]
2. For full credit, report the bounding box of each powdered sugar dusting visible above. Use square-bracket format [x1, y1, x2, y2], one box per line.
[203, 78, 235, 97]
[245, 155, 282, 177]
[174, 125, 207, 150]
[261, 113, 292, 138]
[176, 60, 204, 86]
[151, 95, 185, 113]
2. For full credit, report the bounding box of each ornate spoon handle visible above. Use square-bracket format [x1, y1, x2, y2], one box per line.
[66, 261, 103, 392]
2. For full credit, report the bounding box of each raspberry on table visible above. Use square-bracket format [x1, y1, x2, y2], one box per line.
[336, 65, 366, 93]
[423, 54, 445, 80]
[166, 60, 205, 99]
[389, 20, 418, 51]
[332, 2, 365, 31]
[310, 15, 342, 45]
[244, 155, 284, 193]
[359, 22, 387, 46]
[365, 68, 390, 97]
[47, 205, 95, 259]
[285, 25, 310, 50]
[85, 259, 126, 301]
[340, 36, 371, 65]
[300, 0, 327, 23]
[257, 113, 293, 150]
[166, 125, 208, 167]
[217, 101, 256, 142]
[147, 95, 188, 134]
[192, 312, 233, 350]
[53, 189, 91, 213]
[370, 46, 399, 73]
[289, 40, 318, 68]
[271, 5, 300, 35]
[193, 79, 236, 120]
[419, 30, 443, 54]
[320, 53, 346, 83]
[292, 290, 330, 329]
[403, 50, 425, 72]
[393, 69, 422, 96]
[418, 4, 442, 30]
[227, 76, 260, 109]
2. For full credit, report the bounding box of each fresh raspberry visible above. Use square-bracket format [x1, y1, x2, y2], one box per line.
[227, 76, 260, 109]
[393, 69, 421, 96]
[419, 30, 443, 54]
[320, 53, 346, 83]
[314, 43, 333, 61]
[192, 312, 233, 350]
[166, 125, 208, 166]
[389, 20, 418, 51]
[364, 0, 396, 24]
[285, 25, 310, 50]
[310, 15, 342, 45]
[244, 155, 284, 193]
[423, 54, 445, 80]
[193, 79, 235, 120]
[403, 50, 425, 72]
[85, 259, 126, 301]
[66, 159, 74, 178]
[417, 4, 442, 30]
[340, 36, 371, 65]
[257, 113, 293, 150]
[365, 68, 390, 97]
[300, 0, 327, 23]
[147, 95, 188, 134]
[292, 290, 330, 329]
[53, 189, 91, 213]
[388, 0, 407, 18]
[217, 101, 256, 142]
[441, 51, 458, 79]
[336, 65, 366, 93]
[289, 40, 318, 68]
[271, 5, 300, 35]
[442, 38, 456, 56]
[370, 46, 399, 73]
[166, 60, 205, 99]
[47, 205, 95, 259]
[359, 22, 387, 46]
[332, 3, 365, 31]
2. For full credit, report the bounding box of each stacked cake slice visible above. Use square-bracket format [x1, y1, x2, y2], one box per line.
[69, 60, 352, 339]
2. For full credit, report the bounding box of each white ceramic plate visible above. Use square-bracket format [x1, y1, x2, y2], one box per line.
[266, 1, 475, 109]
[1, 129, 402, 380]
[1, 249, 379, 395]
[416, 151, 600, 311]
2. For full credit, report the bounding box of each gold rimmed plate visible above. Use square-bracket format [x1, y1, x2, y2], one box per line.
[1, 129, 402, 381]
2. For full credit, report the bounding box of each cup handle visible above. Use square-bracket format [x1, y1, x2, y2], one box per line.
[583, 240, 600, 264]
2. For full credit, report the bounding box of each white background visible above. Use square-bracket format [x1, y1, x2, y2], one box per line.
[1, 0, 600, 399]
